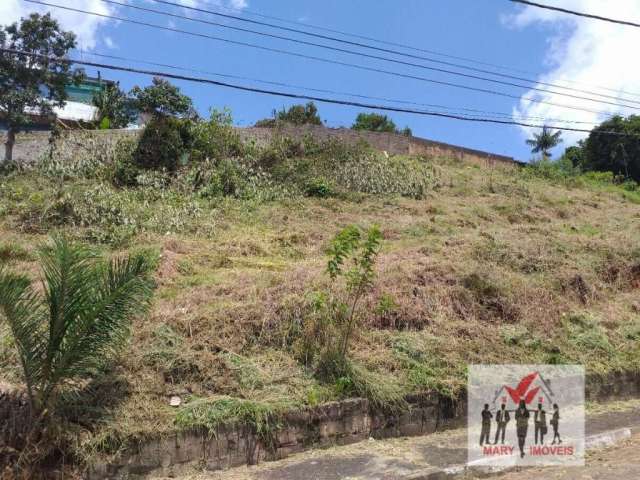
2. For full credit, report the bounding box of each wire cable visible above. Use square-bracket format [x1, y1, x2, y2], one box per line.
[81, 50, 601, 126]
[191, 0, 640, 98]
[91, 0, 640, 110]
[510, 0, 640, 28]
[21, 0, 637, 116]
[142, 0, 639, 105]
[3, 47, 637, 137]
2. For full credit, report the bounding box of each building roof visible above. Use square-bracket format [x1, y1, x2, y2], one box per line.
[65, 75, 114, 105]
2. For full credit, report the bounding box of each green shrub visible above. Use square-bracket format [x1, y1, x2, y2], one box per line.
[111, 144, 141, 188]
[191, 108, 244, 162]
[134, 117, 193, 172]
[304, 177, 333, 198]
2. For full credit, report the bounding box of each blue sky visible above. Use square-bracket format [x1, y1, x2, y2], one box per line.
[4, 0, 640, 161]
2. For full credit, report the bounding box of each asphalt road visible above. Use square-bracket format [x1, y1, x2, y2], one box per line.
[465, 431, 640, 480]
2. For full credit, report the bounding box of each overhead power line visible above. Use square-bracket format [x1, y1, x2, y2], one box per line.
[2, 48, 635, 138]
[142, 0, 639, 106]
[193, 0, 640, 99]
[93, 0, 640, 110]
[21, 0, 637, 116]
[510, 0, 640, 28]
[81, 50, 601, 126]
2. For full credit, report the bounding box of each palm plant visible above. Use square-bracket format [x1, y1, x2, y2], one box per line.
[526, 125, 563, 159]
[0, 236, 154, 417]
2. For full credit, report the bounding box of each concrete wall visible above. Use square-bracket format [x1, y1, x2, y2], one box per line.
[1, 125, 517, 168]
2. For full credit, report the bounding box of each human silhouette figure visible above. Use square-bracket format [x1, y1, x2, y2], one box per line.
[551, 403, 562, 445]
[480, 404, 493, 446]
[534, 403, 547, 445]
[494, 403, 510, 444]
[515, 400, 530, 458]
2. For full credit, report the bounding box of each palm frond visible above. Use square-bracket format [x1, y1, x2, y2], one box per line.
[0, 267, 47, 400]
[50, 253, 153, 383]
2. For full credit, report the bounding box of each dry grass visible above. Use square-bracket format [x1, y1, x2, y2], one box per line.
[1, 154, 639, 466]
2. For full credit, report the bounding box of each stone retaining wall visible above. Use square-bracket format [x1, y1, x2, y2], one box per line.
[89, 370, 640, 479]
[91, 393, 463, 479]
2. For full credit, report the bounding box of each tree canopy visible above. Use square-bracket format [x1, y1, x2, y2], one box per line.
[130, 77, 195, 119]
[582, 115, 640, 182]
[352, 113, 398, 133]
[0, 13, 81, 162]
[275, 101, 322, 126]
[92, 83, 136, 129]
[351, 112, 411, 136]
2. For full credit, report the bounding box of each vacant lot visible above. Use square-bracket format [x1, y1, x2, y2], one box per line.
[1, 130, 639, 466]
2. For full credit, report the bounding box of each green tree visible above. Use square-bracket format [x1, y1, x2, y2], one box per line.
[560, 141, 586, 169]
[92, 82, 135, 129]
[583, 115, 640, 181]
[275, 101, 322, 125]
[130, 77, 194, 119]
[526, 125, 563, 159]
[0, 13, 81, 163]
[0, 236, 154, 416]
[352, 112, 398, 133]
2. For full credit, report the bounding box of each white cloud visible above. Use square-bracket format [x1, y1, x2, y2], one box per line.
[228, 0, 248, 10]
[506, 0, 640, 145]
[0, 0, 248, 51]
[177, 0, 248, 11]
[0, 0, 121, 51]
[103, 36, 116, 49]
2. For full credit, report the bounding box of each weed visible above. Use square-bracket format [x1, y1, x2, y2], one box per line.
[335, 360, 407, 411]
[175, 396, 290, 449]
[0, 242, 33, 264]
[563, 313, 613, 354]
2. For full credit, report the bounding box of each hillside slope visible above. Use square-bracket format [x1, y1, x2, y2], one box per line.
[1, 131, 639, 465]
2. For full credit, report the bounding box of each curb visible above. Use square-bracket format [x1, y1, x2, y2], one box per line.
[404, 427, 634, 480]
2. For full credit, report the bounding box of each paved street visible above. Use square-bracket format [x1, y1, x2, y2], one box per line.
[465, 431, 640, 480]
[159, 400, 640, 480]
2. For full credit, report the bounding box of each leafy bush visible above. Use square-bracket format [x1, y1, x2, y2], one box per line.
[134, 117, 193, 172]
[524, 156, 579, 181]
[110, 137, 140, 187]
[304, 177, 333, 198]
[297, 226, 383, 381]
[190, 108, 244, 162]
